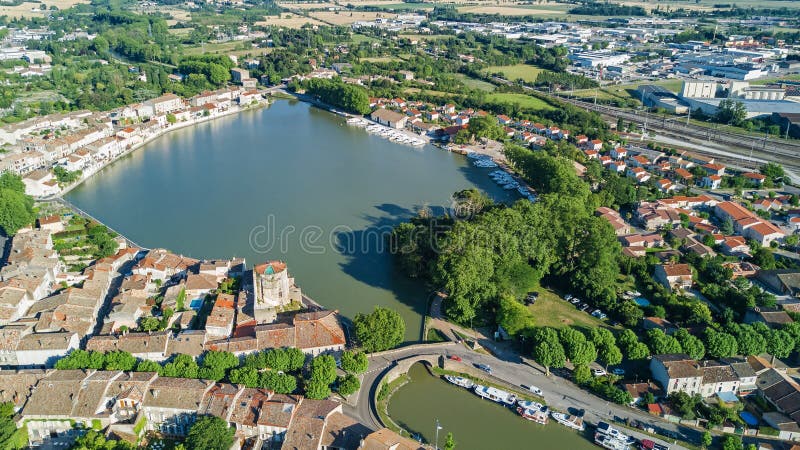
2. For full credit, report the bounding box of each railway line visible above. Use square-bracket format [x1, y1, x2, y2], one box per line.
[553, 96, 800, 177]
[488, 75, 800, 177]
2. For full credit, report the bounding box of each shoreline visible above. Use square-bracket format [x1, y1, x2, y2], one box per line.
[45, 97, 273, 200]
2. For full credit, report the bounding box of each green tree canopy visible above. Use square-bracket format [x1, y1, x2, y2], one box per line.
[340, 350, 368, 374]
[185, 416, 234, 450]
[354, 307, 405, 352]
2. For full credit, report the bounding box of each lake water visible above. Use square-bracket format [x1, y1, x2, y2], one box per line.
[65, 100, 516, 340]
[388, 363, 598, 450]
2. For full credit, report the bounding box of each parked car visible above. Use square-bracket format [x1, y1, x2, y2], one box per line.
[564, 294, 573, 301]
[611, 368, 625, 376]
[448, 355, 462, 362]
[598, 313, 607, 320]
[591, 309, 602, 317]
[592, 368, 607, 377]
[524, 292, 538, 305]
[570, 298, 581, 304]
[579, 303, 589, 311]
[476, 363, 492, 374]
[528, 385, 543, 396]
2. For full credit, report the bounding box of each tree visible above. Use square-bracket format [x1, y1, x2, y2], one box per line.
[721, 435, 743, 450]
[716, 99, 747, 126]
[162, 354, 199, 378]
[228, 367, 259, 387]
[720, 217, 734, 236]
[103, 350, 136, 371]
[336, 374, 360, 396]
[496, 295, 534, 336]
[185, 416, 234, 450]
[674, 329, 706, 360]
[705, 330, 738, 358]
[340, 351, 368, 374]
[135, 359, 162, 373]
[444, 432, 456, 450]
[468, 115, 506, 141]
[572, 364, 592, 385]
[647, 329, 682, 355]
[0, 402, 25, 450]
[0, 178, 35, 236]
[734, 325, 766, 357]
[767, 329, 794, 359]
[310, 354, 337, 385]
[530, 328, 566, 375]
[259, 371, 297, 394]
[69, 430, 134, 450]
[353, 307, 405, 352]
[199, 351, 238, 381]
[700, 431, 712, 449]
[760, 162, 785, 183]
[305, 378, 332, 399]
[597, 343, 622, 369]
[264, 348, 291, 372]
[569, 340, 598, 366]
[285, 347, 306, 371]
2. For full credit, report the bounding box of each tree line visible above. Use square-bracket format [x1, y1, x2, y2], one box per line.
[54, 346, 369, 400]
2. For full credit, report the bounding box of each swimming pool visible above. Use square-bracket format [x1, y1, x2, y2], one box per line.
[634, 297, 651, 307]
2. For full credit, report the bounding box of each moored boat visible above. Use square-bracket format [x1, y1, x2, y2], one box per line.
[517, 406, 548, 424]
[516, 400, 543, 410]
[594, 432, 629, 450]
[444, 375, 475, 389]
[551, 411, 585, 431]
[473, 385, 516, 406]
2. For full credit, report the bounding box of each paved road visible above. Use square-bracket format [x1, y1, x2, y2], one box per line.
[345, 343, 690, 450]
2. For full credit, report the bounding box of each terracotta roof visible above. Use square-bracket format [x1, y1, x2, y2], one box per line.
[254, 260, 287, 275]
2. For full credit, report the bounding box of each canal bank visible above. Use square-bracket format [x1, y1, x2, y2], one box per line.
[387, 363, 598, 450]
[64, 99, 519, 341]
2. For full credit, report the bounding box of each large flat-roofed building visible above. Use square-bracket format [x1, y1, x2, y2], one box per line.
[638, 85, 689, 114]
[568, 51, 630, 68]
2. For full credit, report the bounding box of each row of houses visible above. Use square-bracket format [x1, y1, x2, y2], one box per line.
[85, 309, 346, 361]
[2, 368, 421, 449]
[0, 88, 266, 196]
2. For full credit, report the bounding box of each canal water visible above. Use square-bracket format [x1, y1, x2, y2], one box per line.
[65, 100, 516, 340]
[388, 364, 598, 450]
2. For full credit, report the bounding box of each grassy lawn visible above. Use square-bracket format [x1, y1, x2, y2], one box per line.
[485, 92, 553, 110]
[569, 79, 683, 103]
[183, 41, 247, 56]
[485, 64, 545, 83]
[453, 73, 495, 92]
[404, 87, 452, 97]
[527, 288, 608, 330]
[750, 74, 800, 85]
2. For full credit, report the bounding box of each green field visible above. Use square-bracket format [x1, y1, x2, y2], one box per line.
[453, 73, 495, 92]
[484, 64, 545, 84]
[527, 288, 609, 330]
[569, 79, 684, 103]
[486, 92, 553, 110]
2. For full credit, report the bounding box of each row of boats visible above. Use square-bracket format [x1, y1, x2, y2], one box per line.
[443, 375, 671, 450]
[465, 152, 537, 202]
[443, 375, 584, 430]
[346, 118, 427, 147]
[594, 422, 637, 450]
